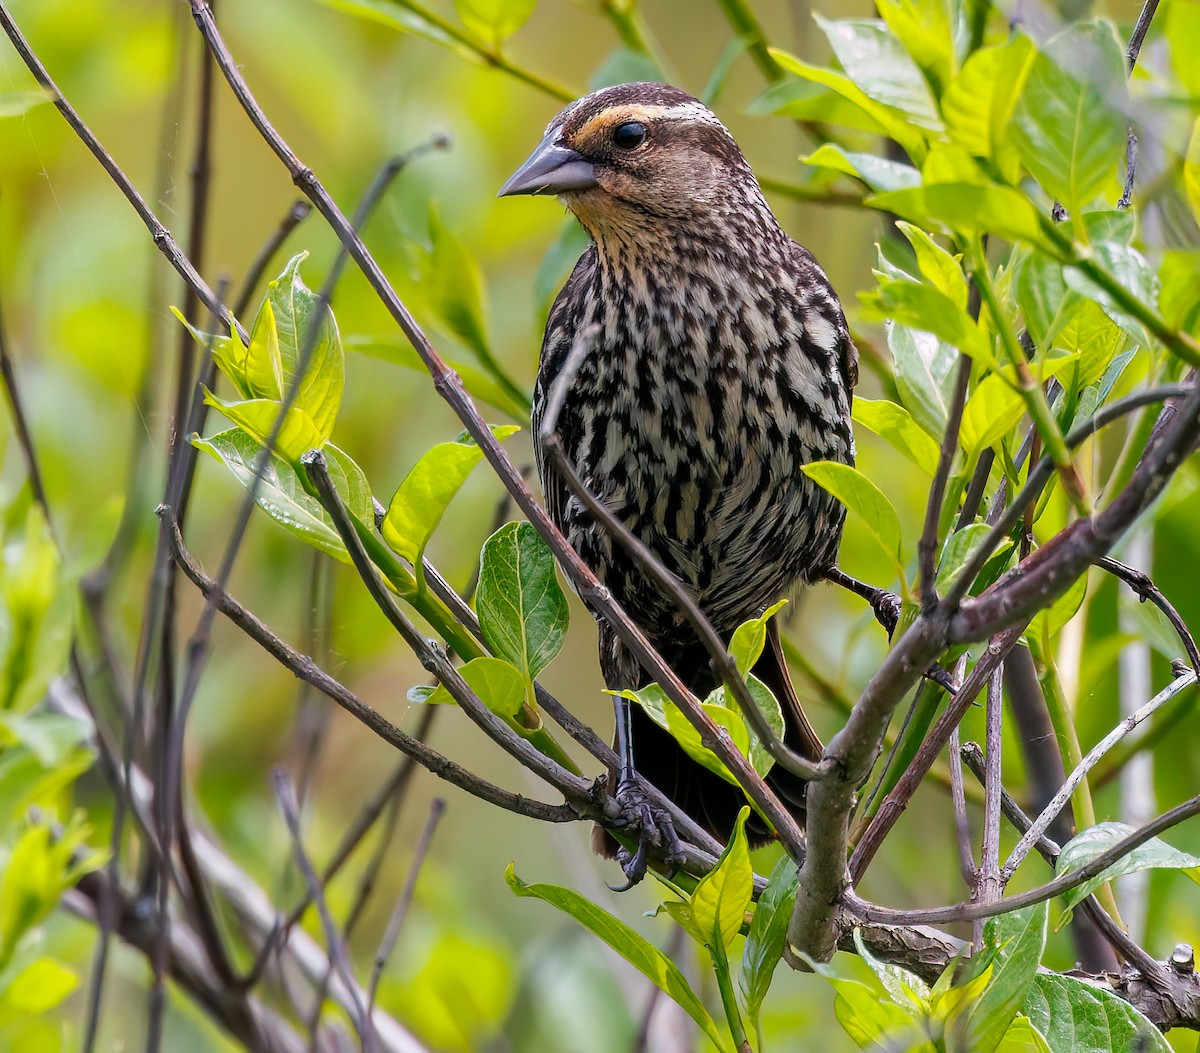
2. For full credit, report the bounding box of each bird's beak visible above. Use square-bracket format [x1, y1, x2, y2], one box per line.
[497, 132, 598, 197]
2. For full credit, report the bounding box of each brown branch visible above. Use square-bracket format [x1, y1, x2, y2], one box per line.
[846, 793, 1200, 926]
[1099, 556, 1200, 672]
[975, 668, 1005, 944]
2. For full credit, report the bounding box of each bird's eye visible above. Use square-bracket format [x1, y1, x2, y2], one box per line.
[612, 121, 647, 150]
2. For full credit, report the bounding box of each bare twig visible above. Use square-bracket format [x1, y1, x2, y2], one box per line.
[1099, 556, 1200, 672]
[975, 668, 1005, 943]
[367, 798, 446, 1017]
[273, 769, 374, 1052]
[948, 726, 976, 890]
[919, 354, 970, 610]
[1005, 669, 1198, 877]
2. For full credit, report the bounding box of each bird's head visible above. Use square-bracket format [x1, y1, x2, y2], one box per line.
[498, 83, 760, 240]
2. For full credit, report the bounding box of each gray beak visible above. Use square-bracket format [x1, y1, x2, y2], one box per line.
[497, 132, 598, 197]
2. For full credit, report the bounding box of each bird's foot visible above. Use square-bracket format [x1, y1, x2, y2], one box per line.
[870, 590, 903, 639]
[924, 663, 959, 693]
[608, 778, 686, 892]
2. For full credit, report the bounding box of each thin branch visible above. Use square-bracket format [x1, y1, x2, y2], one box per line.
[1004, 670, 1198, 877]
[919, 354, 970, 610]
[1099, 556, 1200, 672]
[975, 667, 1005, 943]
[367, 798, 446, 1017]
[960, 741, 1167, 984]
[272, 769, 374, 1052]
[165, 514, 582, 824]
[848, 627, 1025, 883]
[948, 726, 976, 890]
[1126, 0, 1161, 67]
[846, 793, 1200, 926]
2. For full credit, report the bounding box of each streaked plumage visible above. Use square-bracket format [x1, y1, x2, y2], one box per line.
[504, 83, 857, 851]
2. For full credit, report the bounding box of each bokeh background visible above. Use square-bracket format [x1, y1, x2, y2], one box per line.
[2, 0, 1198, 1049]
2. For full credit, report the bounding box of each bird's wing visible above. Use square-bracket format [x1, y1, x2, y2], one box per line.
[787, 239, 858, 402]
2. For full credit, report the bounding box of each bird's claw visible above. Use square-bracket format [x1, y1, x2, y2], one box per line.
[871, 590, 902, 639]
[607, 778, 685, 890]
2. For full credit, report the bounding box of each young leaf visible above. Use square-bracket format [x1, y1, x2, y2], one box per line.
[853, 929, 930, 1010]
[942, 36, 1036, 184]
[935, 524, 1001, 596]
[739, 855, 799, 1027]
[888, 322, 958, 437]
[1022, 974, 1171, 1052]
[874, 0, 955, 94]
[867, 277, 991, 363]
[1015, 250, 1080, 351]
[476, 522, 569, 684]
[959, 374, 1026, 457]
[505, 866, 732, 1052]
[728, 600, 788, 679]
[812, 17, 942, 132]
[770, 48, 928, 163]
[803, 143, 921, 193]
[689, 807, 753, 954]
[663, 699, 751, 787]
[192, 430, 372, 562]
[852, 397, 942, 474]
[1028, 570, 1087, 646]
[203, 394, 325, 466]
[264, 253, 345, 442]
[868, 183, 1054, 251]
[1010, 22, 1127, 214]
[801, 461, 904, 579]
[1055, 822, 1200, 926]
[418, 657, 526, 718]
[454, 0, 536, 44]
[962, 904, 1049, 1053]
[382, 426, 520, 570]
[896, 223, 969, 312]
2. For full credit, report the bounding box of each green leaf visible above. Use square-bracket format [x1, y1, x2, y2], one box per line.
[664, 699, 751, 787]
[476, 522, 569, 684]
[962, 904, 1049, 1053]
[868, 183, 1054, 250]
[505, 865, 731, 1052]
[942, 36, 1036, 184]
[203, 394, 325, 466]
[263, 253, 345, 442]
[853, 398, 941, 474]
[866, 278, 991, 363]
[1011, 23, 1127, 213]
[589, 48, 662, 91]
[834, 981, 927, 1049]
[803, 144, 921, 193]
[995, 1017, 1053, 1052]
[689, 807, 753, 953]
[852, 929, 930, 1011]
[936, 524, 999, 595]
[874, 0, 955, 95]
[1015, 250, 1080, 351]
[346, 336, 530, 420]
[244, 298, 284, 401]
[382, 426, 520, 569]
[959, 374, 1026, 457]
[320, 0, 467, 52]
[770, 47, 928, 163]
[0, 958, 77, 1021]
[728, 600, 788, 679]
[1029, 570, 1087, 645]
[192, 430, 372, 562]
[428, 206, 490, 362]
[454, 0, 536, 44]
[801, 461, 903, 579]
[420, 656, 526, 718]
[747, 79, 893, 135]
[739, 855, 799, 1027]
[888, 322, 958, 437]
[896, 222, 969, 312]
[812, 17, 942, 132]
[1186, 117, 1200, 228]
[1022, 974, 1171, 1052]
[1055, 822, 1200, 926]
[1064, 241, 1159, 345]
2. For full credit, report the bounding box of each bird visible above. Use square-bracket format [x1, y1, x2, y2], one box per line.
[498, 82, 857, 883]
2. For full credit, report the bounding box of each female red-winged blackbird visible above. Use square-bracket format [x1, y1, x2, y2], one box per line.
[500, 82, 857, 880]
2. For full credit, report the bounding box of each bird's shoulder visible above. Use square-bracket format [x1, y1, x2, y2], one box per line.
[783, 237, 859, 398]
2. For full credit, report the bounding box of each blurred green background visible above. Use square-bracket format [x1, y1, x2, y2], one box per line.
[2, 0, 1199, 1049]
